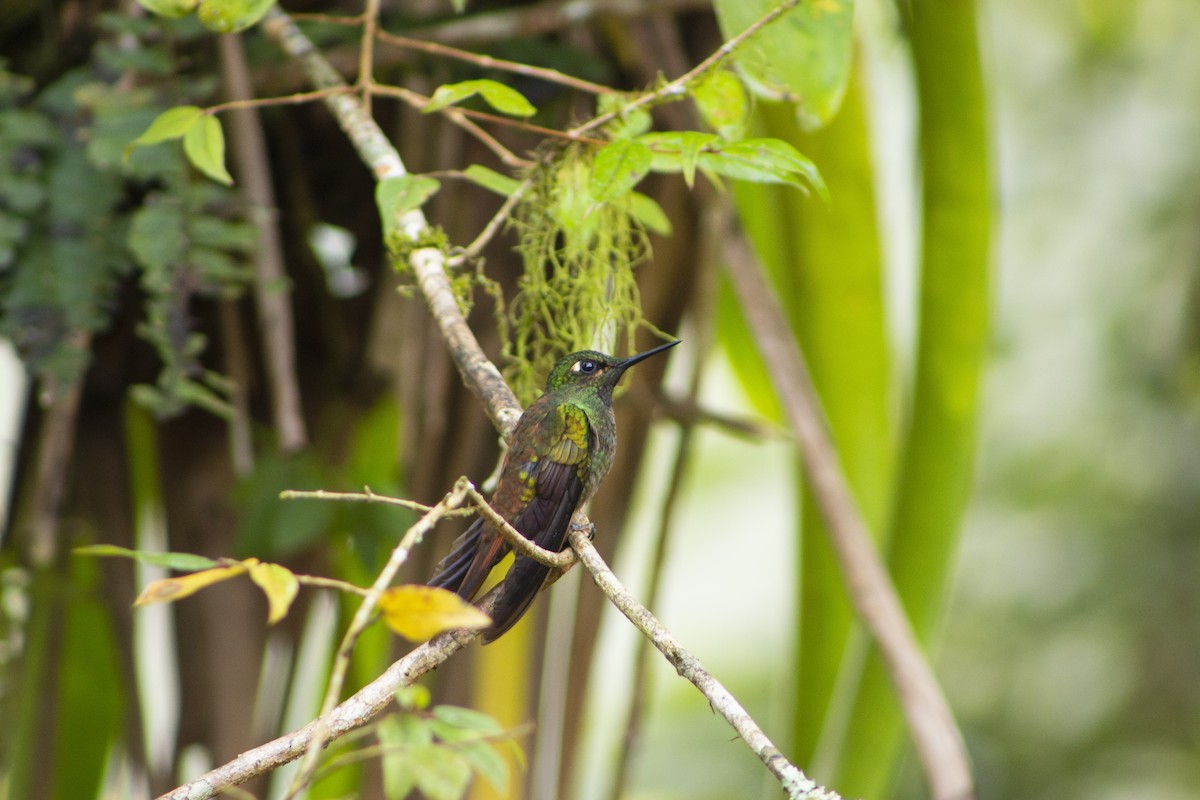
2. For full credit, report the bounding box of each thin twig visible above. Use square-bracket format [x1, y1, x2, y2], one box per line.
[570, 0, 802, 137]
[449, 176, 533, 265]
[721, 211, 976, 800]
[370, 79, 605, 147]
[567, 529, 842, 800]
[355, 0, 379, 115]
[282, 485, 575, 569]
[294, 573, 371, 597]
[205, 85, 353, 115]
[281, 487, 436, 514]
[461, 481, 577, 569]
[431, 100, 608, 146]
[283, 479, 473, 798]
[376, 30, 618, 96]
[369, 83, 531, 168]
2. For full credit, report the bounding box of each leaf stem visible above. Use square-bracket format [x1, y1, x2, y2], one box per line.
[448, 176, 534, 265]
[204, 85, 354, 116]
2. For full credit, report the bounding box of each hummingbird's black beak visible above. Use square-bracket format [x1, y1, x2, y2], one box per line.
[617, 339, 681, 373]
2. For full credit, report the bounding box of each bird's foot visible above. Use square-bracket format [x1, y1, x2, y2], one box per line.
[569, 520, 597, 541]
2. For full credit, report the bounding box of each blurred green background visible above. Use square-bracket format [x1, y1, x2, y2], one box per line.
[596, 3, 1200, 799]
[1, 1, 1198, 799]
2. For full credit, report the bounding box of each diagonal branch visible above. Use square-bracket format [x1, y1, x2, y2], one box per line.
[462, 481, 577, 569]
[283, 478, 474, 798]
[261, 7, 522, 437]
[567, 528, 841, 800]
[156, 621, 483, 800]
[720, 210, 976, 800]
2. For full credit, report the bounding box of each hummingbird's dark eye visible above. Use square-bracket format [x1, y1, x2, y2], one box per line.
[571, 359, 597, 374]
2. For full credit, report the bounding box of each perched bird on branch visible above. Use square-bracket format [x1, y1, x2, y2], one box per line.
[429, 339, 680, 642]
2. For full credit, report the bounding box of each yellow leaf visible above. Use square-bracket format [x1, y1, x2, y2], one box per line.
[135, 562, 248, 606]
[378, 585, 491, 641]
[248, 561, 299, 625]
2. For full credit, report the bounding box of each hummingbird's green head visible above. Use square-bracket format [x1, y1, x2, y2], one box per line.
[544, 340, 680, 398]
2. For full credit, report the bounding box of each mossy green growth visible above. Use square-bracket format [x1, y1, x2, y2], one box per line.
[503, 145, 650, 404]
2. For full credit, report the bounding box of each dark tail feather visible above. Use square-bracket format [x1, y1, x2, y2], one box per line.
[428, 519, 486, 596]
[481, 556, 550, 643]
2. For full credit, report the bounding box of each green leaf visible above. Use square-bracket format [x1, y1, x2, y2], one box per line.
[692, 69, 749, 141]
[411, 745, 472, 800]
[128, 202, 185, 272]
[182, 115, 233, 185]
[130, 105, 203, 148]
[462, 164, 521, 197]
[54, 558, 124, 800]
[379, 715, 433, 800]
[590, 140, 651, 202]
[423, 79, 536, 118]
[376, 175, 441, 240]
[188, 215, 256, 252]
[136, 0, 198, 17]
[628, 191, 672, 236]
[715, 275, 779, 421]
[712, 0, 854, 129]
[636, 131, 718, 189]
[597, 93, 653, 140]
[196, 0, 277, 32]
[73, 544, 218, 572]
[0, 108, 58, 147]
[700, 137, 826, 196]
[431, 705, 505, 737]
[95, 40, 174, 76]
[458, 741, 508, 795]
[0, 175, 46, 213]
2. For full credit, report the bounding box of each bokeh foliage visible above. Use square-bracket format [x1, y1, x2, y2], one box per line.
[9, 1, 1195, 800]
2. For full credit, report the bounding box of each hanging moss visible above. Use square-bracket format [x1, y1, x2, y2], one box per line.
[502, 144, 650, 404]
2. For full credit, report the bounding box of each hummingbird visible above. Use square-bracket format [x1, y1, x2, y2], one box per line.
[428, 339, 680, 643]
